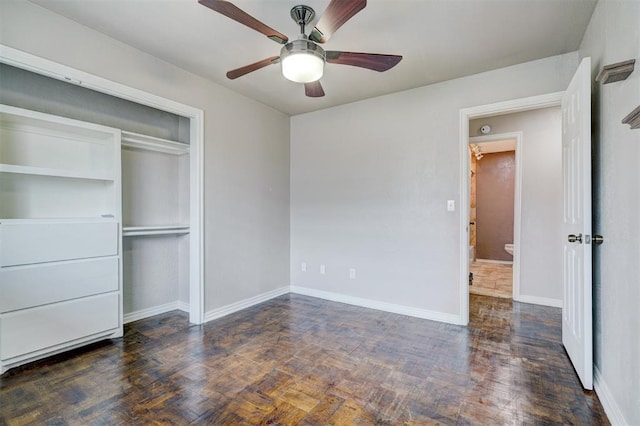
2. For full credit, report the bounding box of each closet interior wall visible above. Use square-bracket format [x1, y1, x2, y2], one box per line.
[0, 63, 191, 320]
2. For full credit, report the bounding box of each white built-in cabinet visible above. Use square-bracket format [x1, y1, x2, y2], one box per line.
[0, 103, 193, 374]
[0, 104, 123, 374]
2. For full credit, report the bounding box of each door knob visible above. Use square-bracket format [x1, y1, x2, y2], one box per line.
[568, 233, 583, 243]
[593, 235, 604, 245]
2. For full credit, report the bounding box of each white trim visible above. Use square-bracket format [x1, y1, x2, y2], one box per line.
[0, 45, 197, 116]
[123, 301, 189, 324]
[462, 92, 565, 120]
[459, 92, 564, 325]
[0, 44, 205, 325]
[475, 259, 514, 265]
[189, 109, 205, 325]
[291, 286, 462, 325]
[512, 133, 523, 303]
[469, 134, 516, 144]
[203, 287, 290, 323]
[514, 294, 562, 308]
[594, 366, 628, 426]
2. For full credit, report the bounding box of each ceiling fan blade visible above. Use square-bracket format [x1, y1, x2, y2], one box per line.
[226, 56, 280, 80]
[326, 51, 402, 72]
[304, 81, 325, 97]
[309, 0, 367, 43]
[198, 0, 288, 44]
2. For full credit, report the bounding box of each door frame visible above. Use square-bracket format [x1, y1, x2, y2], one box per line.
[0, 44, 206, 325]
[458, 92, 563, 325]
[468, 131, 523, 300]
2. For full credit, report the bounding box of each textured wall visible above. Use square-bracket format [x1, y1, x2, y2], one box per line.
[579, 0, 640, 423]
[291, 53, 577, 320]
[476, 151, 515, 261]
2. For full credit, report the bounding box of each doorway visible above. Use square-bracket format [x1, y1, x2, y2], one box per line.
[458, 92, 564, 325]
[468, 133, 521, 299]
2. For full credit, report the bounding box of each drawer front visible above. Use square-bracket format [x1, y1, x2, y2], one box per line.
[0, 222, 118, 267]
[1, 293, 120, 360]
[0, 257, 119, 313]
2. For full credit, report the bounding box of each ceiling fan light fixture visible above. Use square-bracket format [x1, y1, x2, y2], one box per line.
[281, 39, 325, 83]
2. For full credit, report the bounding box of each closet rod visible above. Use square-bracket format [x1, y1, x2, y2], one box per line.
[121, 131, 189, 155]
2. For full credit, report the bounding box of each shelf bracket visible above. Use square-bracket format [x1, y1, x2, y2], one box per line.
[622, 105, 640, 130]
[596, 59, 635, 84]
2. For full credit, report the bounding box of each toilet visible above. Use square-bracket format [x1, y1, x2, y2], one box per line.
[504, 243, 514, 256]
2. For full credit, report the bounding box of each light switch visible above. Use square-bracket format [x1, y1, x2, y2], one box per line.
[447, 200, 455, 211]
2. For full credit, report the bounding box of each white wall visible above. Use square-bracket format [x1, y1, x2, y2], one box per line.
[579, 0, 640, 424]
[291, 53, 577, 321]
[470, 107, 563, 304]
[0, 0, 291, 313]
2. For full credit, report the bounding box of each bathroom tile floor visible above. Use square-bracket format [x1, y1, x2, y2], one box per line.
[470, 261, 512, 298]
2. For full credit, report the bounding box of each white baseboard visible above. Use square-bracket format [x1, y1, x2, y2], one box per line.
[291, 286, 462, 325]
[203, 286, 289, 323]
[514, 294, 562, 308]
[475, 258, 513, 265]
[123, 301, 189, 324]
[594, 366, 628, 426]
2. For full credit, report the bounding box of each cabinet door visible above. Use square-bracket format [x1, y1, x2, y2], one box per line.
[0, 221, 118, 267]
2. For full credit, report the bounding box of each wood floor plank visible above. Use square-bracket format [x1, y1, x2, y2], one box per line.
[0, 294, 609, 424]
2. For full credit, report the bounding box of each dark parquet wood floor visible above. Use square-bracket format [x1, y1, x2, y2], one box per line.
[1, 294, 608, 425]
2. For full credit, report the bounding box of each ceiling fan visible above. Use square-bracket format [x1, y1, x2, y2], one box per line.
[198, 0, 402, 98]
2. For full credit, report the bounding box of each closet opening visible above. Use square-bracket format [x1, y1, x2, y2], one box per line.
[0, 48, 204, 326]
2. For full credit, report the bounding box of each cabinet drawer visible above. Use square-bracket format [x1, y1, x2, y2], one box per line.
[0, 221, 118, 267]
[0, 293, 120, 360]
[0, 257, 119, 313]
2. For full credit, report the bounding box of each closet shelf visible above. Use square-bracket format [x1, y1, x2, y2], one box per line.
[122, 225, 189, 237]
[0, 163, 114, 181]
[121, 131, 189, 155]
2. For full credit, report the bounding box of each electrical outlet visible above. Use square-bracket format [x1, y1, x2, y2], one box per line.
[349, 268, 356, 279]
[320, 264, 326, 274]
[301, 262, 307, 272]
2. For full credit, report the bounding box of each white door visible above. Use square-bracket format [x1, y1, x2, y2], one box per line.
[561, 57, 592, 390]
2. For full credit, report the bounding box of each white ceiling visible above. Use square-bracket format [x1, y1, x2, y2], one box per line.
[28, 0, 597, 116]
